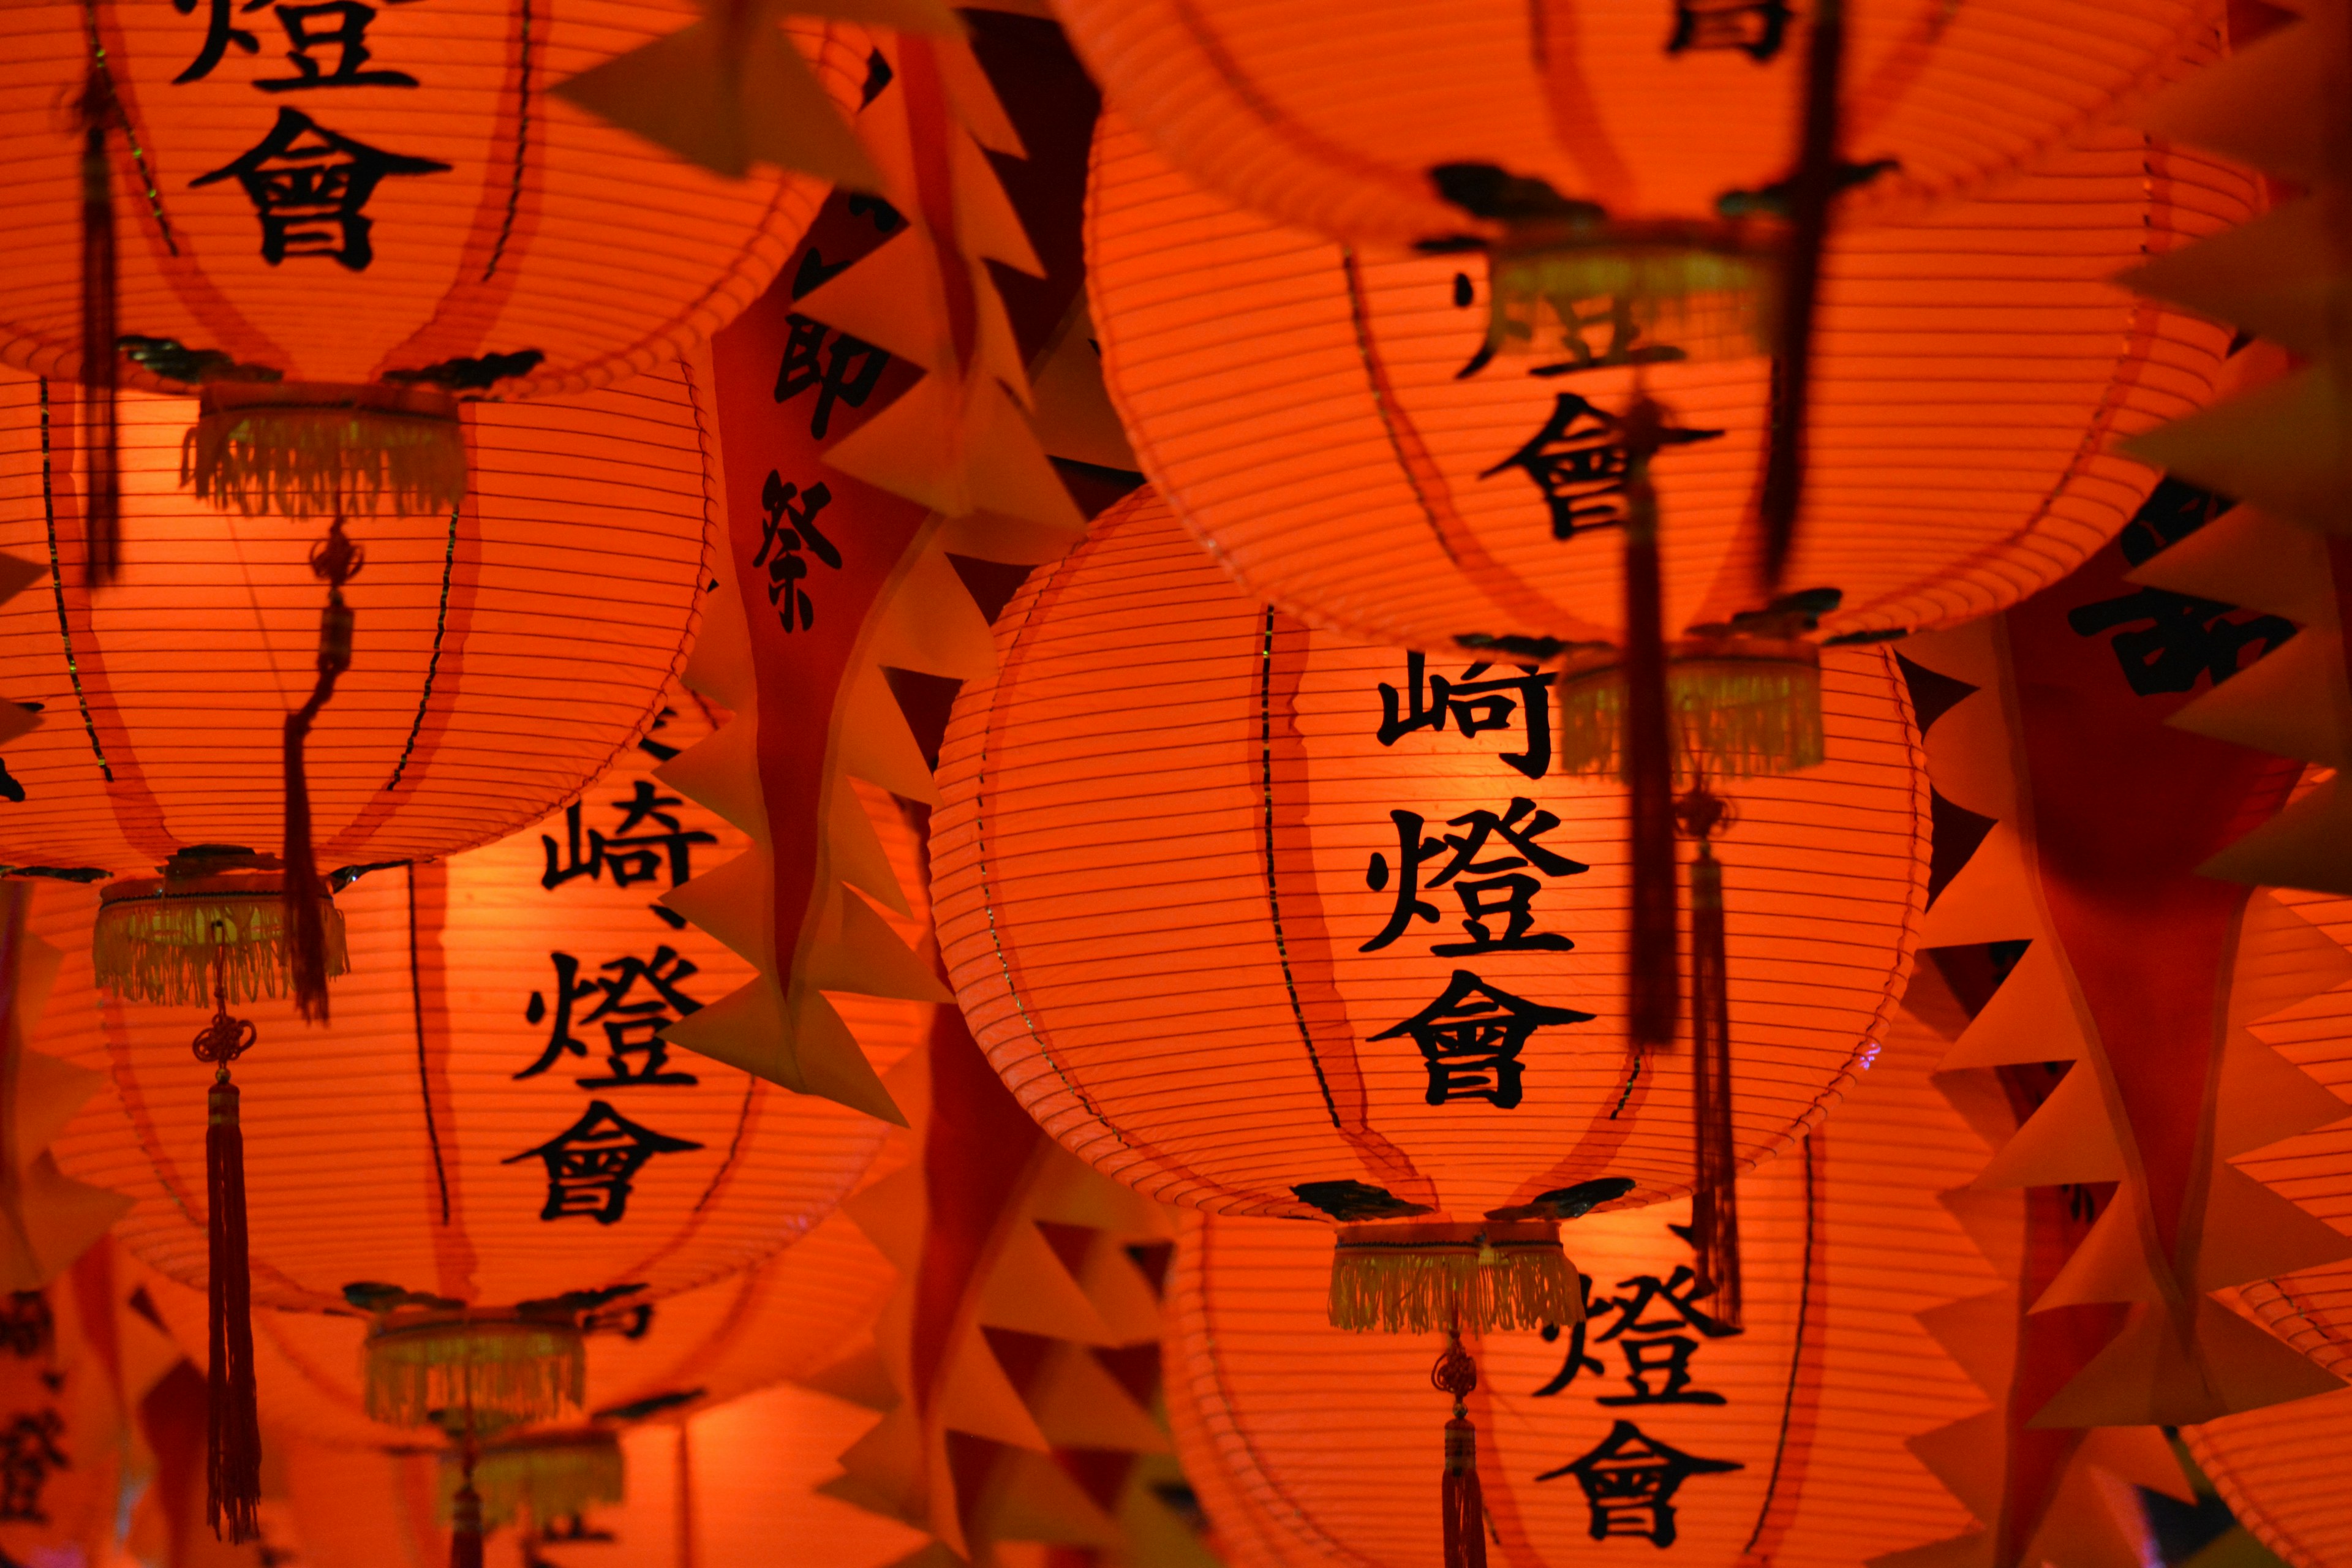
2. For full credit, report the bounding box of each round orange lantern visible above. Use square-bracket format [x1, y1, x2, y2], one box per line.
[1054, 0, 2214, 252]
[1161, 1000, 2011, 1568]
[1084, 107, 2251, 692]
[0, 0, 869, 544]
[37, 692, 927, 1532]
[931, 489, 1927, 1327]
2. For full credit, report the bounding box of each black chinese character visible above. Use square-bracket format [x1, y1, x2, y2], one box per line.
[173, 0, 265, 85]
[1480, 393, 1724, 540]
[2065, 588, 2294, 696]
[0, 760, 23, 805]
[190, 108, 450, 270]
[1528, 295, 1688, 379]
[1665, 0, 1792, 59]
[255, 2, 420, 90]
[636, 706, 682, 764]
[0, 1296, 52, 1362]
[1532, 1277, 1604, 1396]
[0, 1410, 66, 1524]
[1377, 654, 1555, 780]
[502, 1101, 704, 1224]
[1362, 797, 1590, 957]
[773, 313, 888, 440]
[1370, 970, 1594, 1109]
[542, 782, 715, 897]
[519, 948, 703, 1087]
[752, 469, 841, 633]
[1536, 1419, 1743, 1547]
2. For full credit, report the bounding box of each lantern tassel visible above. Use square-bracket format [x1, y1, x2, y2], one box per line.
[450, 1468, 485, 1568]
[77, 61, 121, 588]
[284, 516, 361, 1021]
[1758, 0, 1846, 588]
[197, 964, 262, 1544]
[1431, 1333, 1485, 1568]
[1679, 785, 1742, 1328]
[1615, 395, 1678, 1052]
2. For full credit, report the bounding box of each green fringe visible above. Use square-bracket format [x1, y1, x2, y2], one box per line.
[364, 1320, 586, 1431]
[92, 893, 347, 1006]
[440, 1433, 623, 1529]
[1557, 659, 1824, 781]
[1328, 1242, 1580, 1334]
[185, 405, 466, 518]
[1487, 243, 1775, 366]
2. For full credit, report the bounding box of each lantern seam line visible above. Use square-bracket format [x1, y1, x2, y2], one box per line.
[383, 501, 462, 791]
[1739, 1130, 1819, 1558]
[81, 11, 178, 260]
[405, 865, 452, 1227]
[36, 379, 114, 782]
[480, 0, 535, 285]
[1257, 605, 1345, 1134]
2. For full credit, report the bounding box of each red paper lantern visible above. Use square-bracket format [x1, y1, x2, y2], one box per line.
[932, 489, 1926, 1329]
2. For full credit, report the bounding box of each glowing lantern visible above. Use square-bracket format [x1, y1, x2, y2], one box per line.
[931, 488, 1927, 1332]
[39, 694, 928, 1540]
[1158, 1001, 2070, 1568]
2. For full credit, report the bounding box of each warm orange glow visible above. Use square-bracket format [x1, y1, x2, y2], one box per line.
[0, 364, 714, 875]
[41, 696, 927, 1313]
[932, 490, 1928, 1223]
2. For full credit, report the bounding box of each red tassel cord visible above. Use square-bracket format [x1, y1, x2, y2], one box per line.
[1676, 783, 1741, 1328]
[1431, 1332, 1488, 1568]
[1618, 396, 1678, 1054]
[194, 955, 260, 1542]
[284, 514, 361, 1020]
[450, 1453, 485, 1568]
[76, 59, 122, 587]
[1757, 0, 1845, 589]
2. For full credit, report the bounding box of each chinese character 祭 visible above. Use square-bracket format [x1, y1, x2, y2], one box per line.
[753, 469, 843, 633]
[1154, 992, 2006, 1567]
[38, 691, 937, 1477]
[932, 492, 1929, 1363]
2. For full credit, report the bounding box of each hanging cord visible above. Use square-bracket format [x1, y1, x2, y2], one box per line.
[1616, 393, 1679, 1054]
[192, 943, 260, 1541]
[1675, 780, 1742, 1327]
[1431, 1330, 1487, 1568]
[450, 1431, 484, 1568]
[1758, 0, 1845, 589]
[74, 51, 122, 587]
[283, 511, 361, 1020]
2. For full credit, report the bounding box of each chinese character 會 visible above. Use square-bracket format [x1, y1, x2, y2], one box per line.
[1536, 1419, 1743, 1547]
[1480, 393, 1724, 540]
[503, 1101, 705, 1224]
[190, 107, 451, 270]
[1370, 969, 1594, 1109]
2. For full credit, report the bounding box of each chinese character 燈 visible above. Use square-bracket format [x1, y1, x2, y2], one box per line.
[1363, 797, 1590, 957]
[1665, 0, 1792, 59]
[519, 948, 704, 1088]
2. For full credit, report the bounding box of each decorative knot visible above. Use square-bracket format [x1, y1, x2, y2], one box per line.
[1430, 1332, 1479, 1405]
[1673, 784, 1733, 843]
[309, 516, 364, 589]
[190, 1007, 257, 1068]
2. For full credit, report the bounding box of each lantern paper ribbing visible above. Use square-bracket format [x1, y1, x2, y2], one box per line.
[931, 491, 1926, 1263]
[40, 692, 922, 1355]
[1084, 106, 2253, 663]
[0, 1, 865, 399]
[1053, 0, 2222, 251]
[1160, 998, 2091, 1568]
[0, 363, 710, 880]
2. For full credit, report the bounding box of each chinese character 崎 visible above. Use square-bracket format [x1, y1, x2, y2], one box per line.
[519, 948, 704, 1088]
[503, 1101, 705, 1224]
[1377, 654, 1555, 780]
[1480, 393, 1724, 540]
[752, 469, 842, 633]
[541, 781, 717, 895]
[1363, 797, 1590, 957]
[1370, 969, 1594, 1109]
[190, 107, 450, 270]
[1536, 1419, 1743, 1547]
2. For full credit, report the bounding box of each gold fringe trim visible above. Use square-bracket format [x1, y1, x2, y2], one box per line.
[364, 1319, 586, 1431]
[1488, 230, 1777, 366]
[1557, 657, 1824, 782]
[1329, 1240, 1580, 1334]
[186, 405, 466, 518]
[92, 892, 347, 1006]
[440, 1432, 624, 1529]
